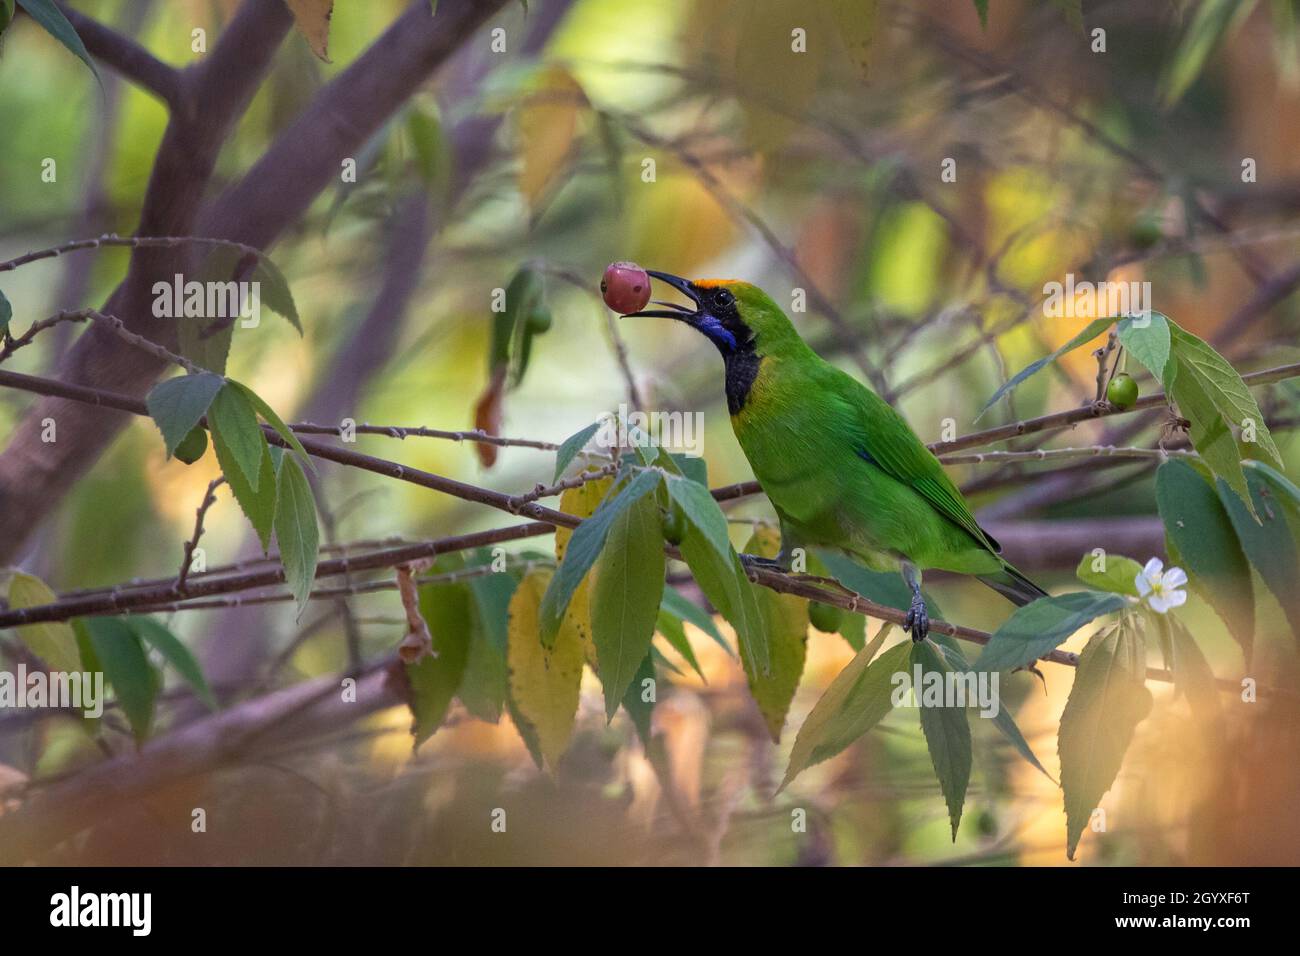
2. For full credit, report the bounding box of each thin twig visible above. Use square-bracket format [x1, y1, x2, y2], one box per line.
[176, 478, 224, 591]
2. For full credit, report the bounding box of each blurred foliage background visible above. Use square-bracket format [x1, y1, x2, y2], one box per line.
[1, 0, 1299, 865]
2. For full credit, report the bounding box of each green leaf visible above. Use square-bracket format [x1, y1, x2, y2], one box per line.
[1217, 468, 1300, 644]
[127, 616, 216, 710]
[145, 372, 225, 458]
[273, 455, 319, 614]
[1156, 458, 1254, 661]
[664, 471, 732, 564]
[974, 316, 1114, 422]
[4, 572, 80, 672]
[84, 617, 157, 743]
[654, 609, 705, 680]
[1169, 616, 1221, 726]
[228, 380, 314, 473]
[934, 636, 1053, 782]
[669, 454, 708, 487]
[975, 591, 1129, 672]
[253, 254, 301, 333]
[553, 420, 601, 480]
[208, 382, 269, 492]
[15, 0, 101, 84]
[677, 522, 769, 672]
[973, 0, 988, 28]
[1168, 354, 1254, 515]
[591, 491, 666, 719]
[1075, 551, 1144, 597]
[1117, 311, 1172, 387]
[492, 267, 544, 371]
[1168, 323, 1283, 469]
[913, 640, 972, 840]
[538, 468, 661, 645]
[0, 288, 12, 334]
[1058, 619, 1152, 859]
[781, 637, 909, 790]
[1159, 0, 1254, 107]
[660, 585, 732, 656]
[739, 526, 808, 741]
[214, 432, 279, 551]
[409, 574, 473, 746]
[620, 653, 656, 745]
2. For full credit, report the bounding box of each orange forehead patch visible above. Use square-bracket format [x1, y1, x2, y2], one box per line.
[692, 278, 739, 288]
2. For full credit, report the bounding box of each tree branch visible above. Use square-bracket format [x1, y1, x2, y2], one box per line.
[56, 2, 184, 109]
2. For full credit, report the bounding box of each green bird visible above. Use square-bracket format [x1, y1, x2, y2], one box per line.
[629, 272, 1046, 640]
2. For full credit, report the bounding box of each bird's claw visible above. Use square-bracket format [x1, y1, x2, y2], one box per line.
[903, 595, 929, 642]
[1013, 661, 1047, 690]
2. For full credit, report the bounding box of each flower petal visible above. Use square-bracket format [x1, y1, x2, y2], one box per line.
[1164, 588, 1188, 609]
[1163, 567, 1188, 588]
[1143, 557, 1164, 579]
[1135, 573, 1152, 597]
[1149, 594, 1171, 614]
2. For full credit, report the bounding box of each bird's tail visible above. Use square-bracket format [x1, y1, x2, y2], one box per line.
[978, 563, 1048, 608]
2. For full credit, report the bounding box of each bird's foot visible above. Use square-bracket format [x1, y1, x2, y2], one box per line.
[739, 553, 785, 572]
[903, 593, 930, 643]
[1013, 661, 1047, 690]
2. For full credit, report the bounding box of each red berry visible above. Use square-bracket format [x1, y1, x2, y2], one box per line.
[600, 261, 651, 314]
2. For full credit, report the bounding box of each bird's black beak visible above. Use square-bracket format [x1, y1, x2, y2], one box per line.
[625, 270, 701, 321]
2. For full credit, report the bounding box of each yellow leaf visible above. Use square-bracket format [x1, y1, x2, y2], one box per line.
[556, 477, 612, 668]
[285, 0, 334, 62]
[5, 572, 80, 673]
[507, 568, 585, 770]
[517, 66, 587, 209]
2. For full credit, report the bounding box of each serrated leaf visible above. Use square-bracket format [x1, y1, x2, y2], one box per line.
[1059, 620, 1152, 859]
[145, 372, 225, 458]
[934, 636, 1053, 782]
[539, 468, 660, 645]
[5, 572, 80, 672]
[213, 430, 279, 551]
[84, 617, 157, 743]
[591, 492, 665, 719]
[408, 573, 473, 746]
[1169, 616, 1221, 726]
[1117, 311, 1172, 387]
[208, 383, 269, 493]
[127, 616, 215, 710]
[913, 640, 972, 840]
[782, 637, 909, 790]
[678, 521, 769, 672]
[975, 591, 1128, 672]
[665, 471, 732, 565]
[15, 0, 100, 83]
[654, 609, 705, 680]
[1156, 458, 1254, 661]
[620, 653, 656, 745]
[553, 421, 601, 481]
[1217, 468, 1300, 644]
[1168, 352, 1254, 517]
[1075, 552, 1144, 597]
[228, 380, 314, 473]
[974, 316, 1114, 422]
[660, 585, 731, 656]
[273, 455, 319, 614]
[740, 526, 807, 741]
[461, 569, 516, 721]
[507, 568, 585, 770]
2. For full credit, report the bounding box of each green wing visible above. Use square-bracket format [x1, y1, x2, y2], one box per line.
[834, 374, 1000, 555]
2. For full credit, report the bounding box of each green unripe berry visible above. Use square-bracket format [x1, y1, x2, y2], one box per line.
[1130, 211, 1163, 249]
[661, 503, 687, 546]
[174, 426, 208, 465]
[525, 306, 552, 334]
[1107, 372, 1139, 410]
[808, 601, 844, 633]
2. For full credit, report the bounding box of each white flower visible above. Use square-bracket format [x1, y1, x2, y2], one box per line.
[1135, 557, 1188, 614]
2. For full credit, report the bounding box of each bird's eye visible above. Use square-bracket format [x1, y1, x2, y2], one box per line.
[715, 289, 734, 307]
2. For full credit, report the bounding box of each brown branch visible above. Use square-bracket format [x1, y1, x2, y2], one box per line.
[55, 2, 184, 109]
[176, 478, 225, 591]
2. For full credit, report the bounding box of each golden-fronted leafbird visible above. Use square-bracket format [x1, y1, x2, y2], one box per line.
[629, 272, 1046, 641]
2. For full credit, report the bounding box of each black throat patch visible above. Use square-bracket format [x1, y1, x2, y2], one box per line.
[724, 348, 761, 414]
